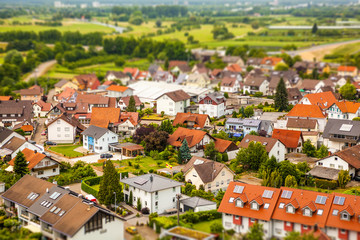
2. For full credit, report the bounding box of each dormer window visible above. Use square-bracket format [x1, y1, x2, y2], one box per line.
[251, 202, 258, 210]
[235, 199, 243, 208]
[286, 205, 295, 214]
[303, 208, 312, 217]
[341, 212, 350, 221]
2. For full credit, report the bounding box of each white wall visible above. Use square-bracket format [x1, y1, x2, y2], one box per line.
[317, 156, 355, 176]
[107, 89, 133, 98]
[10, 142, 40, 159]
[32, 158, 60, 178]
[199, 103, 225, 118]
[83, 131, 118, 154]
[48, 119, 76, 143]
[268, 141, 286, 162]
[156, 95, 189, 116]
[323, 138, 345, 153]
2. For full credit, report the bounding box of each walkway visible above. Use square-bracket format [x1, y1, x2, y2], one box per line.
[23, 60, 57, 82]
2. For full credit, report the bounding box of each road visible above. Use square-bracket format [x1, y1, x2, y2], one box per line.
[23, 60, 57, 82]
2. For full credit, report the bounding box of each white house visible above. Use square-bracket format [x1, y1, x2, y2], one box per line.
[153, 71, 174, 83]
[220, 76, 241, 93]
[82, 125, 118, 154]
[327, 101, 360, 120]
[104, 71, 131, 86]
[1, 175, 124, 240]
[198, 92, 226, 118]
[121, 174, 182, 214]
[156, 90, 191, 116]
[106, 85, 134, 98]
[182, 156, 235, 194]
[33, 100, 53, 118]
[47, 114, 85, 144]
[8, 148, 60, 178]
[243, 76, 269, 95]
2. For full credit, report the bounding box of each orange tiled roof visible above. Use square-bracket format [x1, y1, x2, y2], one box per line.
[123, 67, 139, 77]
[211, 69, 222, 77]
[302, 91, 337, 110]
[21, 125, 33, 132]
[213, 137, 238, 153]
[9, 148, 46, 170]
[172, 113, 210, 129]
[0, 96, 11, 101]
[272, 129, 302, 149]
[287, 104, 325, 118]
[333, 101, 360, 114]
[168, 127, 209, 148]
[337, 66, 357, 72]
[119, 111, 139, 126]
[226, 63, 242, 72]
[260, 57, 283, 66]
[106, 85, 129, 92]
[90, 107, 121, 128]
[56, 87, 76, 102]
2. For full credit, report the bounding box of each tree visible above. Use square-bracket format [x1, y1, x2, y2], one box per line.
[204, 141, 219, 161]
[133, 125, 155, 144]
[215, 189, 225, 207]
[259, 156, 278, 177]
[232, 111, 238, 118]
[137, 198, 142, 211]
[249, 130, 259, 136]
[155, 19, 162, 28]
[126, 96, 137, 112]
[311, 23, 318, 34]
[278, 160, 299, 182]
[285, 232, 318, 240]
[210, 222, 223, 233]
[13, 151, 29, 177]
[338, 170, 351, 188]
[224, 92, 229, 98]
[159, 119, 173, 134]
[274, 78, 288, 112]
[115, 57, 125, 67]
[129, 190, 133, 206]
[244, 106, 254, 118]
[179, 139, 192, 164]
[285, 175, 298, 188]
[274, 62, 289, 71]
[244, 222, 264, 240]
[302, 139, 316, 157]
[262, 170, 283, 188]
[316, 145, 329, 158]
[339, 82, 357, 100]
[164, 58, 169, 70]
[144, 130, 169, 152]
[236, 142, 268, 170]
[98, 160, 123, 206]
[184, 183, 196, 195]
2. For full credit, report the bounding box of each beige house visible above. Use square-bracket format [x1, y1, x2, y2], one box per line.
[16, 85, 43, 102]
[185, 73, 211, 88]
[54, 80, 78, 94]
[182, 156, 235, 194]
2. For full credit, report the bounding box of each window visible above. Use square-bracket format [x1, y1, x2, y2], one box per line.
[234, 215, 239, 220]
[208, 184, 211, 189]
[235, 200, 243, 208]
[173, 187, 175, 192]
[45, 161, 50, 166]
[145, 201, 147, 206]
[53, 168, 56, 173]
[251, 202, 258, 210]
[303, 225, 308, 230]
[264, 203, 270, 209]
[57, 134, 61, 137]
[65, 134, 70, 138]
[85, 213, 103, 234]
[227, 179, 230, 184]
[57, 127, 61, 131]
[38, 170, 44, 175]
[155, 191, 158, 196]
[216, 182, 219, 187]
[338, 165, 343, 170]
[330, 164, 335, 168]
[341, 229, 346, 234]
[317, 209, 323, 216]
[304, 208, 311, 217]
[57, 120, 60, 124]
[155, 201, 158, 206]
[173, 197, 175, 202]
[222, 171, 225, 176]
[341, 212, 350, 220]
[65, 127, 70, 132]
[221, 180, 224, 185]
[286, 205, 295, 214]
[318, 162, 323, 166]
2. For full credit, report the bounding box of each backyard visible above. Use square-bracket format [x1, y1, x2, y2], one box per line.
[48, 144, 84, 158]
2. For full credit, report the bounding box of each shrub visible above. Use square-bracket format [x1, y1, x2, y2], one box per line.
[141, 207, 150, 214]
[210, 221, 223, 233]
[315, 179, 338, 190]
[81, 176, 103, 198]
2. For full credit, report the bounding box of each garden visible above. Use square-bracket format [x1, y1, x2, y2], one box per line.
[47, 144, 85, 158]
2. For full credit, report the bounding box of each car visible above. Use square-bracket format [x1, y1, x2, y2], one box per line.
[41, 130, 46, 136]
[126, 226, 138, 235]
[354, 175, 360, 181]
[28, 140, 36, 144]
[45, 141, 57, 146]
[85, 194, 98, 203]
[100, 153, 113, 159]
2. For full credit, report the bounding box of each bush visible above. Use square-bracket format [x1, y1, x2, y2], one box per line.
[315, 179, 338, 190]
[210, 222, 223, 233]
[254, 92, 263, 98]
[81, 176, 102, 198]
[141, 207, 150, 214]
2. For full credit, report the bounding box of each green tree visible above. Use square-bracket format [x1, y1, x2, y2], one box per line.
[302, 139, 316, 157]
[274, 62, 289, 71]
[232, 111, 238, 118]
[164, 58, 169, 70]
[224, 92, 229, 98]
[13, 151, 29, 177]
[155, 19, 162, 28]
[274, 78, 288, 112]
[262, 170, 283, 188]
[244, 222, 264, 240]
[204, 141, 219, 161]
[339, 81, 357, 100]
[179, 139, 192, 164]
[312, 23, 318, 34]
[215, 189, 225, 207]
[126, 95, 137, 112]
[137, 198, 142, 211]
[285, 175, 298, 188]
[244, 106, 254, 118]
[210, 221, 223, 233]
[115, 57, 126, 67]
[278, 160, 299, 182]
[184, 183, 196, 195]
[129, 190, 133, 206]
[338, 170, 351, 188]
[98, 160, 123, 206]
[249, 130, 259, 136]
[285, 231, 318, 240]
[259, 156, 278, 177]
[316, 145, 329, 158]
[236, 142, 268, 170]
[159, 119, 174, 134]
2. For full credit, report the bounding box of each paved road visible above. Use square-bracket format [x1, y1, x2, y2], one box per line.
[23, 60, 57, 82]
[32, 118, 46, 145]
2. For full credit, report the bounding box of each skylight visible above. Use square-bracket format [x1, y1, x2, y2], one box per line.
[54, 208, 61, 214]
[194, 159, 204, 165]
[59, 210, 66, 216]
[233, 185, 244, 194]
[50, 207, 57, 213]
[27, 192, 39, 201]
[339, 124, 353, 132]
[315, 195, 327, 205]
[333, 209, 339, 216]
[49, 192, 61, 200]
[333, 196, 345, 205]
[264, 203, 270, 209]
[279, 203, 285, 209]
[281, 190, 293, 199]
[229, 197, 235, 203]
[317, 209, 324, 216]
[262, 190, 274, 199]
[134, 178, 148, 185]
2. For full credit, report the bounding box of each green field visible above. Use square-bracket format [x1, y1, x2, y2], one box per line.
[48, 144, 84, 158]
[331, 42, 360, 55]
[192, 219, 222, 233]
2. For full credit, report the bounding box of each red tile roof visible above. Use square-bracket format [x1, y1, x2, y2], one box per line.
[172, 113, 210, 129]
[34, 100, 52, 111]
[272, 129, 302, 149]
[332, 101, 360, 114]
[225, 63, 242, 72]
[90, 107, 121, 128]
[21, 125, 33, 132]
[0, 96, 11, 101]
[168, 127, 209, 148]
[56, 87, 76, 102]
[287, 104, 325, 118]
[123, 67, 139, 77]
[74, 74, 100, 90]
[106, 85, 130, 92]
[213, 137, 238, 153]
[9, 148, 46, 170]
[261, 57, 283, 66]
[337, 66, 358, 72]
[302, 91, 337, 110]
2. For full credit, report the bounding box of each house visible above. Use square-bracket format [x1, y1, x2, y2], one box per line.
[72, 74, 100, 91]
[286, 118, 319, 146]
[179, 196, 217, 212]
[268, 76, 291, 96]
[121, 174, 182, 214]
[213, 137, 240, 160]
[270, 70, 301, 87]
[286, 104, 327, 132]
[33, 100, 52, 118]
[118, 95, 142, 111]
[238, 135, 286, 162]
[90, 107, 121, 130]
[98, 80, 116, 90]
[13, 121, 34, 135]
[0, 126, 25, 148]
[76, 92, 116, 111]
[287, 88, 303, 105]
[108, 142, 144, 157]
[260, 57, 284, 71]
[327, 101, 360, 120]
[299, 79, 325, 94]
[191, 49, 225, 62]
[185, 73, 211, 88]
[82, 125, 118, 154]
[54, 79, 78, 94]
[175, 73, 189, 85]
[104, 71, 131, 86]
[148, 64, 163, 77]
[153, 71, 174, 83]
[182, 156, 235, 193]
[135, 71, 150, 81]
[54, 87, 77, 103]
[224, 63, 242, 73]
[156, 90, 191, 116]
[299, 91, 337, 110]
[172, 113, 211, 129]
[220, 76, 241, 93]
[243, 76, 269, 95]
[293, 61, 331, 75]
[225, 119, 271, 137]
[8, 148, 60, 178]
[106, 85, 133, 98]
[1, 137, 40, 159]
[191, 63, 209, 75]
[47, 113, 85, 143]
[272, 129, 303, 153]
[352, 81, 360, 94]
[115, 112, 140, 136]
[169, 61, 191, 74]
[1, 175, 124, 240]
[0, 100, 34, 128]
[307, 166, 340, 181]
[15, 85, 43, 102]
[211, 69, 223, 79]
[198, 92, 226, 118]
[337, 66, 358, 77]
[327, 75, 352, 89]
[222, 56, 244, 66]
[322, 119, 360, 152]
[123, 67, 139, 80]
[246, 58, 262, 68]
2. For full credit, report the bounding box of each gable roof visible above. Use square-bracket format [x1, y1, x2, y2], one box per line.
[331, 101, 360, 114]
[213, 137, 238, 153]
[121, 173, 182, 192]
[157, 90, 191, 102]
[244, 76, 268, 87]
[54, 79, 70, 88]
[105, 71, 128, 79]
[337, 66, 357, 72]
[34, 100, 52, 112]
[323, 119, 360, 140]
[90, 107, 121, 129]
[287, 88, 302, 101]
[0, 127, 15, 143]
[119, 95, 142, 107]
[168, 127, 209, 148]
[300, 79, 323, 91]
[287, 104, 325, 119]
[286, 118, 317, 129]
[0, 96, 11, 101]
[331, 144, 360, 169]
[17, 85, 43, 96]
[48, 114, 85, 131]
[272, 129, 302, 149]
[2, 137, 26, 151]
[221, 76, 237, 87]
[106, 85, 130, 93]
[74, 74, 100, 90]
[225, 63, 242, 72]
[307, 166, 340, 181]
[0, 100, 34, 122]
[81, 125, 112, 139]
[169, 60, 188, 69]
[172, 113, 210, 129]
[260, 57, 283, 66]
[302, 91, 337, 109]
[118, 111, 139, 126]
[238, 135, 280, 153]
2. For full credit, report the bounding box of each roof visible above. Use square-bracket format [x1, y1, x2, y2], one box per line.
[8, 148, 52, 170]
[337, 66, 357, 72]
[323, 119, 360, 141]
[218, 182, 281, 221]
[238, 135, 280, 153]
[168, 127, 209, 148]
[106, 85, 130, 93]
[0, 127, 15, 143]
[260, 57, 283, 66]
[0, 100, 33, 122]
[221, 76, 237, 87]
[211, 69, 222, 77]
[286, 118, 317, 129]
[118, 111, 139, 126]
[157, 90, 191, 102]
[119, 95, 142, 107]
[169, 60, 188, 70]
[180, 196, 216, 208]
[307, 166, 340, 181]
[123, 67, 139, 76]
[287, 88, 302, 101]
[200, 92, 225, 105]
[48, 114, 85, 131]
[331, 144, 360, 169]
[121, 174, 182, 192]
[225, 64, 242, 72]
[105, 71, 128, 79]
[0, 96, 11, 101]
[54, 79, 70, 88]
[74, 74, 100, 90]
[302, 91, 337, 109]
[34, 100, 52, 112]
[90, 107, 121, 129]
[287, 104, 325, 119]
[244, 76, 268, 87]
[17, 85, 43, 96]
[56, 87, 76, 102]
[300, 79, 323, 91]
[2, 137, 26, 151]
[213, 137, 238, 153]
[172, 113, 210, 129]
[21, 125, 34, 132]
[81, 125, 112, 139]
[331, 101, 360, 114]
[272, 129, 302, 149]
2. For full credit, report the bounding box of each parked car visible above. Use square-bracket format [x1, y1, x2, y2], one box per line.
[126, 226, 138, 235]
[100, 153, 113, 159]
[28, 140, 36, 144]
[45, 141, 57, 146]
[41, 130, 46, 135]
[85, 194, 98, 204]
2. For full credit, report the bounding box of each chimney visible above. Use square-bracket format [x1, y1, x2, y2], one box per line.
[150, 175, 153, 182]
[34, 150, 37, 154]
[46, 188, 49, 193]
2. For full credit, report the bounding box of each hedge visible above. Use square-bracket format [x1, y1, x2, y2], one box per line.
[315, 179, 338, 190]
[81, 176, 102, 198]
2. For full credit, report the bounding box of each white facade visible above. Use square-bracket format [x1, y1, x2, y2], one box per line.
[323, 138, 348, 153]
[33, 104, 48, 118]
[32, 158, 60, 178]
[107, 88, 133, 98]
[156, 95, 190, 116]
[199, 102, 225, 118]
[268, 140, 287, 162]
[327, 104, 360, 120]
[48, 119, 77, 144]
[243, 80, 269, 95]
[316, 156, 356, 177]
[83, 130, 118, 154]
[116, 119, 137, 136]
[221, 80, 241, 93]
[105, 74, 130, 86]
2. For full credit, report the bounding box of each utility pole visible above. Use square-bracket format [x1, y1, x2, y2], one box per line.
[176, 193, 181, 226]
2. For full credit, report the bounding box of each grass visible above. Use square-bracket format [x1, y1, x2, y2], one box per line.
[331, 42, 360, 55]
[141, 114, 167, 120]
[192, 219, 222, 233]
[298, 185, 360, 194]
[48, 144, 84, 158]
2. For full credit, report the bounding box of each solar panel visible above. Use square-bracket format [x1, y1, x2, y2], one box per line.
[233, 185, 244, 194]
[59, 210, 66, 216]
[333, 196, 345, 205]
[49, 192, 57, 199]
[262, 190, 274, 199]
[281, 190, 293, 199]
[315, 195, 327, 205]
[134, 178, 148, 185]
[54, 208, 61, 214]
[41, 201, 47, 206]
[46, 202, 52, 208]
[49, 192, 61, 200]
[50, 207, 57, 213]
[339, 124, 353, 132]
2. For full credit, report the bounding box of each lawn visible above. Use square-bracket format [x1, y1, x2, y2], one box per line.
[141, 114, 167, 120]
[331, 42, 360, 55]
[48, 144, 84, 158]
[192, 219, 222, 233]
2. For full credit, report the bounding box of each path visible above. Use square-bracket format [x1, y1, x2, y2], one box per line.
[23, 60, 57, 82]
[32, 118, 46, 145]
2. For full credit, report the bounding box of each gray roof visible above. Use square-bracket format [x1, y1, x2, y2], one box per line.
[121, 174, 183, 192]
[180, 196, 216, 208]
[81, 125, 111, 139]
[243, 119, 261, 127]
[226, 118, 244, 125]
[0, 127, 13, 143]
[307, 166, 340, 181]
[176, 73, 188, 84]
[259, 120, 272, 132]
[323, 119, 360, 138]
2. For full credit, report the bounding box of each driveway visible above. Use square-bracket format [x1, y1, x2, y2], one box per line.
[124, 222, 158, 240]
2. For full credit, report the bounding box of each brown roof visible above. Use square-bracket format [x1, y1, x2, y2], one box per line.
[172, 113, 210, 128]
[286, 118, 317, 129]
[213, 137, 238, 153]
[221, 76, 237, 87]
[333, 144, 360, 169]
[56, 87, 76, 102]
[158, 90, 191, 102]
[105, 71, 128, 79]
[34, 100, 52, 111]
[238, 135, 279, 153]
[2, 137, 26, 151]
[244, 76, 268, 87]
[8, 148, 48, 170]
[90, 107, 121, 129]
[1, 175, 54, 208]
[48, 113, 85, 131]
[287, 88, 302, 101]
[0, 100, 34, 122]
[74, 74, 100, 90]
[120, 95, 142, 107]
[300, 79, 322, 90]
[17, 85, 43, 96]
[76, 92, 112, 106]
[168, 127, 209, 148]
[307, 166, 340, 181]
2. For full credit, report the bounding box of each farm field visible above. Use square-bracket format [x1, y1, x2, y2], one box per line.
[330, 41, 360, 55]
